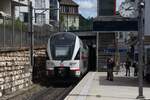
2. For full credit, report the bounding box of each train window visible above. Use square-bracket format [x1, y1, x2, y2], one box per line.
[51, 45, 72, 60]
[55, 46, 70, 57]
[50, 32, 76, 60]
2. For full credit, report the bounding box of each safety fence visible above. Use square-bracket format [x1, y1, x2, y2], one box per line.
[0, 17, 57, 51]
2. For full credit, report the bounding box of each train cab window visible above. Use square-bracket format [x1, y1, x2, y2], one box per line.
[50, 32, 76, 60]
[55, 46, 70, 57]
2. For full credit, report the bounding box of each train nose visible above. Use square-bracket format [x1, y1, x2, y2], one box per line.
[54, 67, 70, 77]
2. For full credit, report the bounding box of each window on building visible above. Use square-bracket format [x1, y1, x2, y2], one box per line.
[50, 0, 58, 21]
[65, 7, 69, 13]
[70, 7, 73, 13]
[75, 7, 78, 14]
[35, 13, 46, 24]
[61, 6, 65, 13]
[50, 10, 57, 21]
[35, 0, 45, 8]
[21, 12, 28, 23]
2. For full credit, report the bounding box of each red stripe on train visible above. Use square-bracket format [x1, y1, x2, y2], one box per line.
[70, 68, 80, 71]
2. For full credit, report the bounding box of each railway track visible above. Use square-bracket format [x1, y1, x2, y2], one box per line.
[26, 84, 75, 100]
[8, 78, 78, 100]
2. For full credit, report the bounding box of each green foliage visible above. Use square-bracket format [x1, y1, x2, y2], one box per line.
[69, 24, 76, 31]
[15, 18, 22, 30]
[0, 19, 12, 29]
[0, 18, 27, 31]
[79, 16, 93, 31]
[60, 14, 64, 23]
[14, 18, 27, 31]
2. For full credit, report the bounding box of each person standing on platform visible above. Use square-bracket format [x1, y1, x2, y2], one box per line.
[106, 57, 111, 80]
[106, 57, 115, 81]
[132, 61, 138, 76]
[125, 59, 131, 76]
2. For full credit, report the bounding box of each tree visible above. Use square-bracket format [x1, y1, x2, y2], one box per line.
[79, 15, 93, 31]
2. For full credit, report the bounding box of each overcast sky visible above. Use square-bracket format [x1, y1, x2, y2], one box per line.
[73, 0, 125, 18]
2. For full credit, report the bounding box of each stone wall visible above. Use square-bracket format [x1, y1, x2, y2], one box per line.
[33, 49, 47, 83]
[0, 48, 46, 97]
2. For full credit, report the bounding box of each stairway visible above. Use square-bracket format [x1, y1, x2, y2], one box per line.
[97, 33, 115, 71]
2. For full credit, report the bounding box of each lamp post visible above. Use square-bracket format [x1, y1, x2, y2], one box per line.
[136, 0, 145, 99]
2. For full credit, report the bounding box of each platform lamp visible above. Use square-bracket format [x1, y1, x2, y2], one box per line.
[136, 0, 145, 99]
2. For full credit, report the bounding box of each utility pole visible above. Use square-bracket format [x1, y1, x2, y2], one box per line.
[137, 0, 145, 99]
[28, 0, 34, 67]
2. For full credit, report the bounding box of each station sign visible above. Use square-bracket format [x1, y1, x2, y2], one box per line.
[103, 48, 127, 53]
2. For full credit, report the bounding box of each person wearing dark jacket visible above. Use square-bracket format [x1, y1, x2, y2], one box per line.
[107, 57, 115, 81]
[125, 59, 131, 76]
[132, 61, 138, 76]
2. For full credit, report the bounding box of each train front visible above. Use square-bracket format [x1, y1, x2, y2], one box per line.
[46, 32, 81, 78]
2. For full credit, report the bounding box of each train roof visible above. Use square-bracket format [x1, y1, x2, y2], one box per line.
[52, 32, 77, 37]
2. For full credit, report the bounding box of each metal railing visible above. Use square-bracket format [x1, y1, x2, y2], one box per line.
[0, 16, 93, 51]
[0, 17, 29, 50]
[0, 17, 57, 51]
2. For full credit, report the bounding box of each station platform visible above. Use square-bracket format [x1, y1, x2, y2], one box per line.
[65, 72, 150, 100]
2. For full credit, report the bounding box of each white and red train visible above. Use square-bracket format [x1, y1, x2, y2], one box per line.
[46, 32, 88, 78]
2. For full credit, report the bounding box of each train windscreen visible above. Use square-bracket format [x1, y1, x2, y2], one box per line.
[50, 33, 76, 60]
[55, 46, 70, 57]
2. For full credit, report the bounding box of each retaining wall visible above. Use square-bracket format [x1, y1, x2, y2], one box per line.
[0, 48, 46, 97]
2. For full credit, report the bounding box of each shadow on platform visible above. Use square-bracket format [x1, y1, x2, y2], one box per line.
[99, 75, 150, 88]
